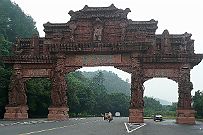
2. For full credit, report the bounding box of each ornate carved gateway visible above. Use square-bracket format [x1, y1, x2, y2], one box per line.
[1, 4, 203, 124]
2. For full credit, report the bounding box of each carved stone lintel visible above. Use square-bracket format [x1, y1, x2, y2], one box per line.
[129, 108, 144, 123]
[4, 106, 28, 120]
[48, 107, 69, 120]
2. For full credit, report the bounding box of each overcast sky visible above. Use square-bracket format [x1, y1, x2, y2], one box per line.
[11, 0, 203, 102]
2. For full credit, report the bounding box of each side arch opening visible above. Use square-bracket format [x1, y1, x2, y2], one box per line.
[26, 78, 51, 118]
[143, 78, 178, 118]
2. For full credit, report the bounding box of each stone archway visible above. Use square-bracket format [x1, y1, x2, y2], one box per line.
[1, 5, 203, 124]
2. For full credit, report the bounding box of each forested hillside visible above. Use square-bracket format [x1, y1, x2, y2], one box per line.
[0, 0, 38, 118]
[82, 70, 131, 95]
[0, 0, 38, 42]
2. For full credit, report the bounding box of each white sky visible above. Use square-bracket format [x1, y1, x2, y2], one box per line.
[11, 0, 203, 102]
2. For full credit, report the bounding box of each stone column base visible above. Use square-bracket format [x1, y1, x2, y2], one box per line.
[176, 109, 196, 124]
[4, 106, 28, 120]
[48, 107, 69, 120]
[129, 108, 144, 123]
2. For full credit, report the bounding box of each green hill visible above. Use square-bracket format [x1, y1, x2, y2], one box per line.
[82, 70, 131, 95]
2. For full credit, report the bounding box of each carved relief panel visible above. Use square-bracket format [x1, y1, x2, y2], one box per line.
[178, 66, 193, 109]
[74, 21, 93, 43]
[8, 64, 27, 106]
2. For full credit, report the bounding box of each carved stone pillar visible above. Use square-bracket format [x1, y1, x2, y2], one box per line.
[4, 64, 28, 120]
[129, 55, 144, 123]
[176, 66, 195, 124]
[48, 55, 69, 120]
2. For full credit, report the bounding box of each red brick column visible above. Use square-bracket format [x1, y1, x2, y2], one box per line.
[4, 64, 28, 120]
[48, 55, 69, 120]
[129, 63, 144, 123]
[176, 67, 195, 124]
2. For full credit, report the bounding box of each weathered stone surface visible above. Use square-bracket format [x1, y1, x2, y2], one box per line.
[4, 106, 28, 120]
[1, 5, 203, 123]
[129, 109, 144, 123]
[8, 67, 27, 107]
[48, 107, 69, 120]
[176, 109, 195, 124]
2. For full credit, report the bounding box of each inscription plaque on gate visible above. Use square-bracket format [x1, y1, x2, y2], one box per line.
[74, 54, 122, 66]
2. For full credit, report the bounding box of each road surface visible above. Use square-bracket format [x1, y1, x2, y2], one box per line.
[0, 117, 202, 135]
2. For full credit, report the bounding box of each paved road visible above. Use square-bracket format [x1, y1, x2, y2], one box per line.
[0, 117, 203, 135]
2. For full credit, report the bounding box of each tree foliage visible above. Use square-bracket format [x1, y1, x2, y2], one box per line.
[0, 63, 12, 118]
[0, 34, 12, 56]
[0, 0, 38, 42]
[26, 78, 51, 118]
[0, 0, 39, 118]
[193, 90, 203, 118]
[82, 70, 131, 95]
[144, 96, 177, 117]
[66, 71, 130, 117]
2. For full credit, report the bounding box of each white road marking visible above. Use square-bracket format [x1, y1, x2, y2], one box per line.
[124, 123, 130, 133]
[18, 119, 102, 135]
[124, 123, 146, 133]
[0, 120, 55, 127]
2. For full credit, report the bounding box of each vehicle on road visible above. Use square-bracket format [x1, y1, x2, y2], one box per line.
[153, 115, 163, 121]
[103, 112, 113, 122]
[115, 112, 120, 117]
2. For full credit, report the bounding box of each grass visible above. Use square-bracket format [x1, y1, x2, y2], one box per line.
[197, 119, 203, 122]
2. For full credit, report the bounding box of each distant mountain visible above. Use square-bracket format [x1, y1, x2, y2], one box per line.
[155, 98, 172, 105]
[82, 70, 131, 95]
[82, 71, 174, 105]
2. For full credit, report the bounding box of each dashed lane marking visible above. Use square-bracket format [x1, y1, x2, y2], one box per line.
[0, 120, 55, 127]
[18, 119, 102, 135]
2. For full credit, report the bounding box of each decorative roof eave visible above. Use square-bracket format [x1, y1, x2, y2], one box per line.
[68, 4, 131, 21]
[128, 19, 158, 25]
[127, 19, 158, 32]
[81, 4, 118, 12]
[127, 26, 158, 30]
[43, 22, 68, 28]
[142, 54, 203, 66]
[190, 54, 203, 67]
[156, 32, 192, 38]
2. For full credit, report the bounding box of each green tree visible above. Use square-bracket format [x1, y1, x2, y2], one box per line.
[26, 78, 51, 118]
[193, 90, 203, 118]
[0, 0, 38, 41]
[0, 34, 12, 56]
[0, 63, 12, 118]
[92, 71, 104, 86]
[66, 71, 96, 116]
[144, 96, 163, 117]
[0, 0, 39, 118]
[108, 93, 130, 116]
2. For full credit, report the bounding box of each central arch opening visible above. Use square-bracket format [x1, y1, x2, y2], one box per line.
[65, 66, 131, 117]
